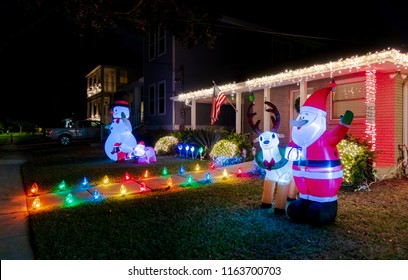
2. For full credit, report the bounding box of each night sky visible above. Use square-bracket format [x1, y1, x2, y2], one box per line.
[1, 1, 407, 127]
[0, 2, 143, 127]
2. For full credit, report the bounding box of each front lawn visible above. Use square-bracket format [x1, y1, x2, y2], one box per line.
[21, 143, 408, 259]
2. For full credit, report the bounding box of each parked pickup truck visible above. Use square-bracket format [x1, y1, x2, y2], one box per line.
[46, 118, 107, 145]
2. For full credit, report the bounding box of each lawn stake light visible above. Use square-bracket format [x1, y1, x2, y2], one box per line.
[179, 165, 185, 175]
[186, 174, 193, 186]
[178, 144, 183, 157]
[247, 101, 295, 215]
[65, 193, 74, 204]
[162, 167, 168, 176]
[58, 180, 66, 191]
[205, 172, 212, 182]
[190, 146, 195, 159]
[198, 147, 204, 160]
[222, 169, 228, 180]
[237, 167, 243, 177]
[124, 172, 132, 181]
[81, 177, 89, 188]
[195, 163, 200, 171]
[185, 144, 189, 158]
[102, 175, 110, 185]
[120, 184, 127, 196]
[93, 189, 100, 200]
[139, 181, 147, 191]
[32, 197, 40, 210]
[167, 177, 173, 187]
[30, 183, 39, 196]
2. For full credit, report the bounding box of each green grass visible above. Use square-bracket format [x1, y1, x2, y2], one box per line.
[20, 143, 408, 260]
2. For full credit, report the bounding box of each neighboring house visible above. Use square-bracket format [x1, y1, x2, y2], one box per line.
[142, 18, 325, 132]
[173, 48, 408, 178]
[85, 65, 141, 125]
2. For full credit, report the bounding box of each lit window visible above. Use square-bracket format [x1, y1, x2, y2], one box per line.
[332, 82, 366, 119]
[158, 25, 166, 56]
[120, 70, 128, 84]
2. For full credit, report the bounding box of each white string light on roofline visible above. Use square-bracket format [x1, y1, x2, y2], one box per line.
[176, 48, 408, 103]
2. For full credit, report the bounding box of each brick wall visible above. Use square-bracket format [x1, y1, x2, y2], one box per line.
[375, 73, 396, 167]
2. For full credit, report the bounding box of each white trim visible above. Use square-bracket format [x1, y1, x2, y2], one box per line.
[299, 193, 338, 202]
[293, 169, 344, 179]
[172, 49, 408, 103]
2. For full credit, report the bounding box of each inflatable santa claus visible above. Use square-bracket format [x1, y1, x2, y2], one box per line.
[285, 81, 353, 226]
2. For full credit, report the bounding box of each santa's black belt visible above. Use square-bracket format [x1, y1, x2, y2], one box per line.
[293, 160, 342, 167]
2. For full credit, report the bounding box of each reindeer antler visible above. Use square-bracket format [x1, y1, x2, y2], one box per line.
[246, 103, 262, 135]
[264, 101, 281, 132]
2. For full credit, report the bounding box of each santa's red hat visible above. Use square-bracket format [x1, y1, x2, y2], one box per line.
[301, 81, 336, 116]
[138, 141, 145, 146]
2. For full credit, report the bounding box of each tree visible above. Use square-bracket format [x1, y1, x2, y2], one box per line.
[16, 0, 221, 49]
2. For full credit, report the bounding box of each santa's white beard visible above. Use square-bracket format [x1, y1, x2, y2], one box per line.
[292, 117, 326, 148]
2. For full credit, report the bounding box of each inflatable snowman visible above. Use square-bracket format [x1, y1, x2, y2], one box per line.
[104, 91, 137, 162]
[285, 81, 354, 226]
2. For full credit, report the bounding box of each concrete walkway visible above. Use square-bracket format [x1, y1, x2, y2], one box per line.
[0, 149, 34, 260]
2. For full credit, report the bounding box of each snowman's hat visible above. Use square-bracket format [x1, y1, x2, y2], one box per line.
[112, 91, 129, 108]
[301, 80, 336, 117]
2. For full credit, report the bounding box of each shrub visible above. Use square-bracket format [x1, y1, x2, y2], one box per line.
[154, 135, 179, 155]
[338, 135, 377, 187]
[209, 139, 239, 159]
[225, 130, 253, 161]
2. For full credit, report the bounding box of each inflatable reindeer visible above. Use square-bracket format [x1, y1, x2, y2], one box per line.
[247, 101, 296, 215]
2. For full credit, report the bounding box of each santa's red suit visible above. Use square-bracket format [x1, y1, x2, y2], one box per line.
[285, 82, 353, 226]
[289, 125, 348, 201]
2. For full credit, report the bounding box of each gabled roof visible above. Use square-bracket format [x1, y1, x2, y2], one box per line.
[172, 48, 408, 103]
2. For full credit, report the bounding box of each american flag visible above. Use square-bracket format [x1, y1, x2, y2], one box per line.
[211, 85, 226, 125]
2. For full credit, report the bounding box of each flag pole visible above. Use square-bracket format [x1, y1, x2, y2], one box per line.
[212, 81, 236, 111]
[225, 96, 236, 111]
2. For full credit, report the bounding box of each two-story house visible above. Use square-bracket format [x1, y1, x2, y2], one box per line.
[142, 18, 325, 133]
[85, 65, 141, 125]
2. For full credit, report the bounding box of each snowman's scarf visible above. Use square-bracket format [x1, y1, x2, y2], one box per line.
[112, 117, 130, 124]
